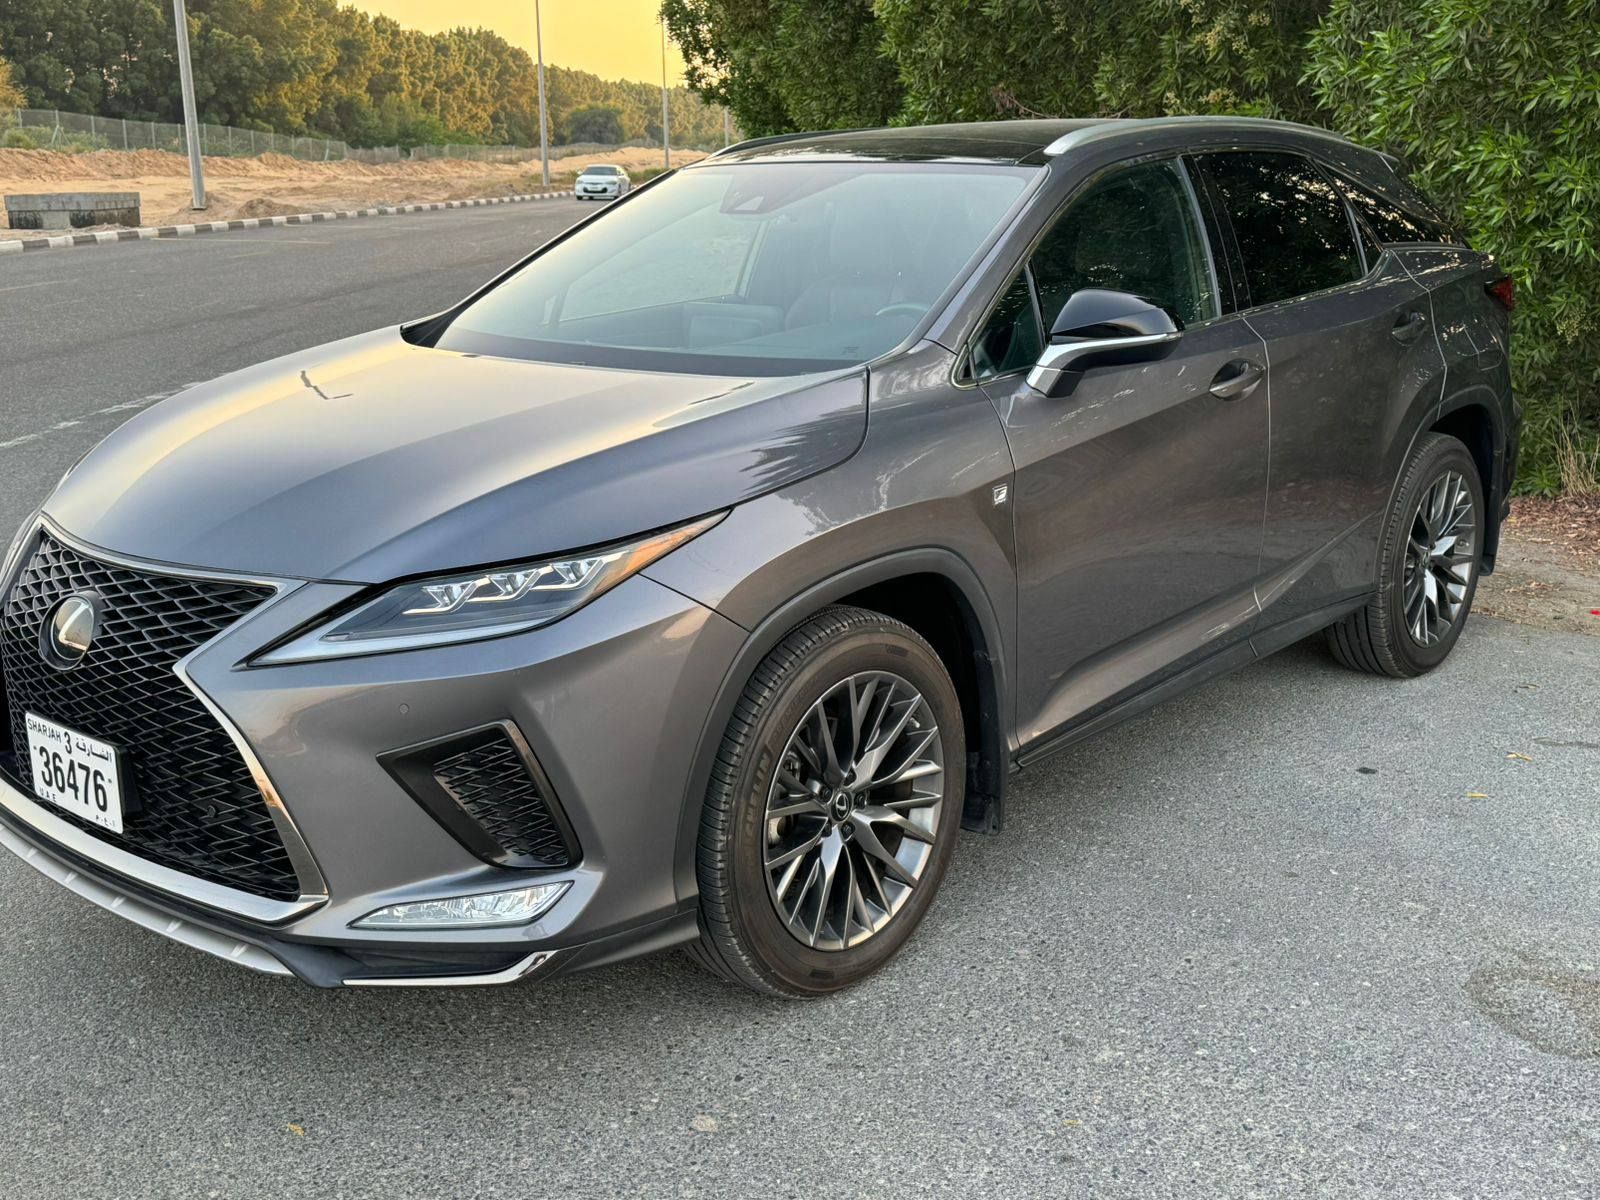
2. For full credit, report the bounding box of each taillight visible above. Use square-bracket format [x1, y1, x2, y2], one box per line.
[1486, 275, 1515, 311]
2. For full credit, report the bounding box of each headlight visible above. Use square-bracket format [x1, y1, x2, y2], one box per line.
[257, 513, 723, 664]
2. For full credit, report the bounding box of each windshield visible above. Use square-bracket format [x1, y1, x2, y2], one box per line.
[433, 162, 1034, 375]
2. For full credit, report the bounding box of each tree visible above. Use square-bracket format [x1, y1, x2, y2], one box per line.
[875, 0, 1326, 125]
[663, 0, 901, 135]
[0, 3, 726, 149]
[664, 0, 1323, 133]
[0, 39, 23, 111]
[1308, 0, 1600, 493]
[563, 103, 625, 144]
[0, 0, 174, 119]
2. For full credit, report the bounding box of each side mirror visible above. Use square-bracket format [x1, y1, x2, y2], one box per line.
[1027, 288, 1183, 397]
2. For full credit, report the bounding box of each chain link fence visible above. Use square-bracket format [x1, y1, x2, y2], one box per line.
[0, 108, 710, 166]
[2, 108, 352, 161]
[402, 144, 540, 163]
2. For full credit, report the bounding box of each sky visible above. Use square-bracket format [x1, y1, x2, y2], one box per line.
[348, 1, 687, 86]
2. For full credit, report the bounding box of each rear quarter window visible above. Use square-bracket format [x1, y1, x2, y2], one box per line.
[1330, 172, 1466, 247]
[1198, 151, 1364, 307]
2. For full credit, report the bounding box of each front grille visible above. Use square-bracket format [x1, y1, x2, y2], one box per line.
[431, 733, 573, 867]
[0, 532, 299, 901]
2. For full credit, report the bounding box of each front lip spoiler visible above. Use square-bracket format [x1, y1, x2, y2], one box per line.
[0, 816, 293, 976]
[343, 949, 563, 987]
[0, 802, 574, 987]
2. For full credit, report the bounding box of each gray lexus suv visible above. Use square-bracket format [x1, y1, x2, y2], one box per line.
[0, 118, 1516, 995]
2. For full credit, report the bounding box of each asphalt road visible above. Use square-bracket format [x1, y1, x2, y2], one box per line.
[0, 199, 597, 537]
[2, 207, 1599, 1199]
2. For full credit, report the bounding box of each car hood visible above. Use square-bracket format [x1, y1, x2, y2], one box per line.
[46, 327, 867, 583]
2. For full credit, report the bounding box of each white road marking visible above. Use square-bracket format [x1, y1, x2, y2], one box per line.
[0, 386, 198, 453]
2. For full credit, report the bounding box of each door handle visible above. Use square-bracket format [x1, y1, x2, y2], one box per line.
[1392, 310, 1428, 343]
[1209, 359, 1265, 401]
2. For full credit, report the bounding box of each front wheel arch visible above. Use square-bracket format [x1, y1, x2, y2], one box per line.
[670, 549, 1010, 903]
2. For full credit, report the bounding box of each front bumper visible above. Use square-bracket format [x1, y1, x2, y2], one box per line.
[0, 529, 747, 986]
[0, 795, 697, 984]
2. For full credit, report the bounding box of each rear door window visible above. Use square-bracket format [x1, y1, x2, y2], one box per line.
[1198, 151, 1363, 307]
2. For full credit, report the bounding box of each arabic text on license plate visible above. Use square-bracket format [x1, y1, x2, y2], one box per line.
[24, 712, 124, 834]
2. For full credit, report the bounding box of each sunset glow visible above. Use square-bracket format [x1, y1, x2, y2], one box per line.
[348, 0, 687, 86]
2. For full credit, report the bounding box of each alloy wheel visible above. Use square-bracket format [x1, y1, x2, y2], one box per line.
[1403, 469, 1477, 647]
[763, 671, 945, 951]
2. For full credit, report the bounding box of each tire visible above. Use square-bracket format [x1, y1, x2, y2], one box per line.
[690, 606, 965, 997]
[1326, 432, 1485, 677]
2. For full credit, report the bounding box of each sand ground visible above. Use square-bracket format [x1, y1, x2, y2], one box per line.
[0, 144, 701, 234]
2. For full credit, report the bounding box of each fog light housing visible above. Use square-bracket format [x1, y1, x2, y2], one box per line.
[353, 881, 569, 930]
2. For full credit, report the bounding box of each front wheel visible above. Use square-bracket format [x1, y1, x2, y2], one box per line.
[1327, 432, 1484, 677]
[690, 606, 965, 997]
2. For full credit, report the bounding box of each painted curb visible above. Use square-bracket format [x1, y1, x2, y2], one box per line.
[0, 192, 570, 255]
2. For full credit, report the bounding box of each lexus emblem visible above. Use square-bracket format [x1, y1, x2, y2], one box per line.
[43, 594, 98, 669]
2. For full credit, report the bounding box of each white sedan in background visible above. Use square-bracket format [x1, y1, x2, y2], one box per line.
[573, 165, 631, 201]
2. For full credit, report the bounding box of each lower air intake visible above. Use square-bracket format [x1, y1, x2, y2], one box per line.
[382, 724, 576, 870]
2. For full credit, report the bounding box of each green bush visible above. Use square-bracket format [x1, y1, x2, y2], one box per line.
[1, 127, 37, 149]
[53, 132, 110, 153]
[875, 1, 1325, 125]
[1308, 0, 1600, 494]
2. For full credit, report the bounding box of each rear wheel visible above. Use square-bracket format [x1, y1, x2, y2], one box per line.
[1327, 433, 1484, 677]
[690, 606, 964, 997]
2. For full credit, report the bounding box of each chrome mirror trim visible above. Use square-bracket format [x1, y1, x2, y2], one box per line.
[1027, 330, 1183, 394]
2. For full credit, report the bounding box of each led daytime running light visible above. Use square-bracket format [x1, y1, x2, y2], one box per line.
[405, 554, 618, 616]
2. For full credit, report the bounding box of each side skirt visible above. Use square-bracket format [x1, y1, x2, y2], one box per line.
[1248, 594, 1369, 660]
[1011, 593, 1368, 773]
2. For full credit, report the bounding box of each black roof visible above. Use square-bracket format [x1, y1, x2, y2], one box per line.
[707, 120, 1116, 166]
[704, 116, 1354, 167]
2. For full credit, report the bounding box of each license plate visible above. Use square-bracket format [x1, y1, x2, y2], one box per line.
[25, 712, 124, 833]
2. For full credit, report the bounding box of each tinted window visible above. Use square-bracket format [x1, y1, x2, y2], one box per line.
[1200, 152, 1362, 306]
[1331, 173, 1463, 247]
[435, 162, 1032, 375]
[1031, 161, 1217, 331]
[970, 268, 1043, 380]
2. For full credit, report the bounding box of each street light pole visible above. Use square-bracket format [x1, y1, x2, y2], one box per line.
[660, 18, 671, 170]
[534, 0, 550, 189]
[171, 0, 205, 209]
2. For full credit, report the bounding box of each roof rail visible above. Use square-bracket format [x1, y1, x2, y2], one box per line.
[1042, 116, 1353, 159]
[708, 127, 873, 159]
